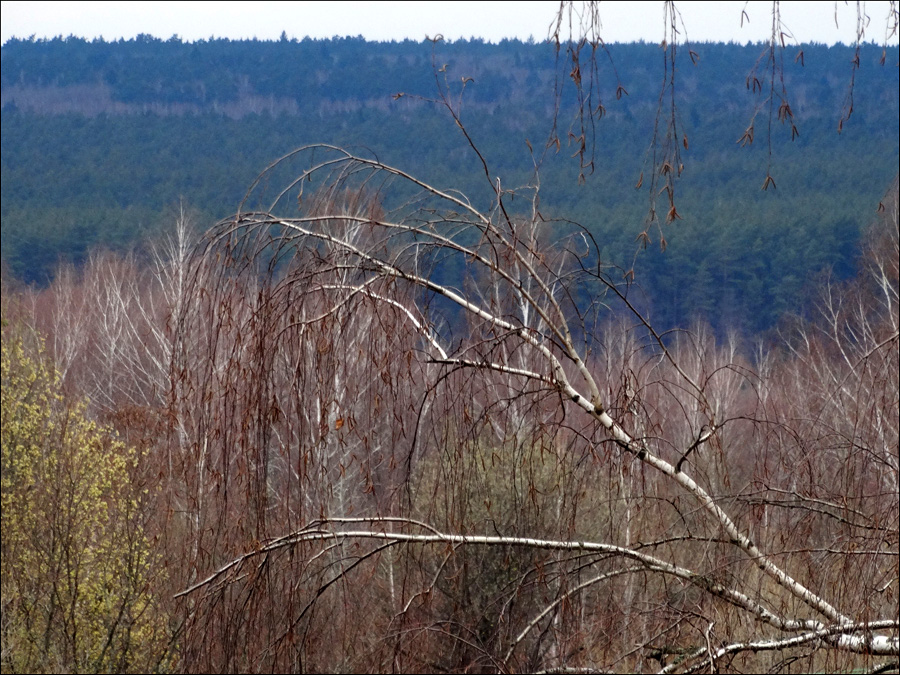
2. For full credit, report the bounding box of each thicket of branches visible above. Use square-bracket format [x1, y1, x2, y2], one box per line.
[3, 153, 896, 674]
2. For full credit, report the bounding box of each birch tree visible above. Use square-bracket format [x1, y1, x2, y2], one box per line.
[169, 139, 898, 672]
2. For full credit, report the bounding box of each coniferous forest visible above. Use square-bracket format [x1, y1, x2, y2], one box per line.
[2, 13, 899, 673]
[2, 34, 898, 332]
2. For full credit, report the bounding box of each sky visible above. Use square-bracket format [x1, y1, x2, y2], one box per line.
[2, 1, 899, 46]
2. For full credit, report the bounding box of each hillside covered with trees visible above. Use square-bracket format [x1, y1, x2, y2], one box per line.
[2, 35, 898, 333]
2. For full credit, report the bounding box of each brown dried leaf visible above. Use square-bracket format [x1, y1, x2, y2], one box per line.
[666, 204, 682, 222]
[778, 101, 794, 123]
[570, 64, 581, 86]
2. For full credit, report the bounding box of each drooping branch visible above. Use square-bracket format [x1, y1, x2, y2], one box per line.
[169, 101, 898, 669]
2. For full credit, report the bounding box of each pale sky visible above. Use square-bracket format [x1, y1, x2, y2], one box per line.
[2, 1, 898, 46]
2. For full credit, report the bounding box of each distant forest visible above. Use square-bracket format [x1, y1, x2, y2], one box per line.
[2, 35, 898, 335]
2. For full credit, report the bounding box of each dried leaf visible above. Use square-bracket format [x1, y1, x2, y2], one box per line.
[569, 64, 581, 86]
[778, 101, 794, 123]
[666, 204, 682, 222]
[635, 171, 644, 189]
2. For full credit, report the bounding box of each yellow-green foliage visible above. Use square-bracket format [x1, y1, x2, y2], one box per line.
[1, 331, 171, 673]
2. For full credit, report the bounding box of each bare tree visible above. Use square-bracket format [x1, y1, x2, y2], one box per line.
[169, 137, 898, 671]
